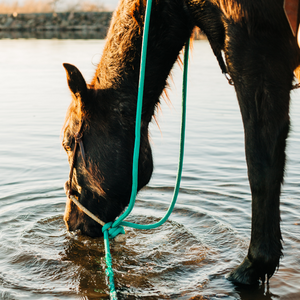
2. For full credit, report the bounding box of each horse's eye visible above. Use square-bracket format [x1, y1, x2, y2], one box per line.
[63, 142, 72, 152]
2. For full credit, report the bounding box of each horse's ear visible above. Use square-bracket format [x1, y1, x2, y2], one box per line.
[63, 63, 88, 103]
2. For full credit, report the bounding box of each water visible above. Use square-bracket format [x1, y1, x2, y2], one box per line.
[0, 38, 300, 300]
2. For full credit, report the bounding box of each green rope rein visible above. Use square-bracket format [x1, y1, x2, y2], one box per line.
[101, 0, 190, 298]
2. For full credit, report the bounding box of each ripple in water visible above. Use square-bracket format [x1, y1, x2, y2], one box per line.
[0, 39, 300, 299]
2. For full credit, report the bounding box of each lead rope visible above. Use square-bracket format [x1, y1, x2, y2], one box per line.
[101, 0, 189, 298]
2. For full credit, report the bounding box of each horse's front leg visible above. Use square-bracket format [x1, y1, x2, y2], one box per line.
[224, 20, 296, 285]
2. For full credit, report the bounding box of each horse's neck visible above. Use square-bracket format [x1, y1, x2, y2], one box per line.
[92, 0, 193, 122]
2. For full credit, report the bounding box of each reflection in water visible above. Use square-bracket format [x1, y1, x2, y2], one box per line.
[235, 285, 278, 300]
[61, 218, 207, 298]
[0, 39, 299, 299]
[60, 215, 210, 299]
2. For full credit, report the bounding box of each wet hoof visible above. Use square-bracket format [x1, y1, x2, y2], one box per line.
[227, 254, 280, 286]
[226, 257, 261, 286]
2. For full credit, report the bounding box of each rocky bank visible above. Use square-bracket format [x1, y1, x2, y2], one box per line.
[0, 12, 112, 39]
[0, 11, 205, 39]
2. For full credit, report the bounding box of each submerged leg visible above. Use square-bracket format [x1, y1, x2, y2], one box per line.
[224, 19, 297, 284]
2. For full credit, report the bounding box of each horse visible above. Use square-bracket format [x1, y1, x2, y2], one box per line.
[62, 0, 300, 286]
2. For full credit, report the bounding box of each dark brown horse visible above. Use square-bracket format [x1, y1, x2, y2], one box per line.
[62, 0, 300, 286]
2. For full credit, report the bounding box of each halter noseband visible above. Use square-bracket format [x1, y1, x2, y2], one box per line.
[67, 118, 86, 197]
[66, 118, 108, 227]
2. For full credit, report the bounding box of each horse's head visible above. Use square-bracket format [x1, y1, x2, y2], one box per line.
[62, 63, 153, 237]
[61, 0, 194, 238]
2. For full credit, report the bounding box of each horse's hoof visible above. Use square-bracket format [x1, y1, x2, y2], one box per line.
[227, 252, 280, 286]
[226, 257, 260, 286]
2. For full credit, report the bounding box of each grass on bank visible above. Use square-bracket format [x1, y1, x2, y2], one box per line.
[0, 0, 108, 14]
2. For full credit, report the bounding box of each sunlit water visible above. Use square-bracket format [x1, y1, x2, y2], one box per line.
[0, 39, 300, 300]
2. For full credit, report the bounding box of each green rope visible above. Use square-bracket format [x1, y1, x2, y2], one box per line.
[115, 39, 189, 231]
[103, 227, 117, 300]
[112, 0, 154, 228]
[101, 0, 190, 297]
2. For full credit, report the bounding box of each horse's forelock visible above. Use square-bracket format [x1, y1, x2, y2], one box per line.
[61, 100, 85, 138]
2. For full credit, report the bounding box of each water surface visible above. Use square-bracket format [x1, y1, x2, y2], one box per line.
[0, 39, 300, 299]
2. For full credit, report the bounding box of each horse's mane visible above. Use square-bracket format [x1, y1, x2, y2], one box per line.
[63, 0, 194, 135]
[90, 0, 142, 89]
[213, 0, 283, 26]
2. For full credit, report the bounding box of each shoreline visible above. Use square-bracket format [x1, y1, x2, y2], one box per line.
[0, 12, 112, 39]
[0, 11, 206, 40]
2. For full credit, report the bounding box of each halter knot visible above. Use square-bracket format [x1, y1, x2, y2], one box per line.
[75, 131, 83, 142]
[102, 222, 125, 239]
